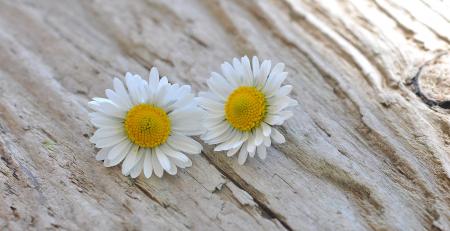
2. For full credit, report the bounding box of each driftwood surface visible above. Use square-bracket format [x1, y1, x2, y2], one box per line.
[0, 0, 449, 230]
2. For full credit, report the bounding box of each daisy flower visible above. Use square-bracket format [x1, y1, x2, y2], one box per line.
[199, 56, 297, 165]
[89, 68, 204, 178]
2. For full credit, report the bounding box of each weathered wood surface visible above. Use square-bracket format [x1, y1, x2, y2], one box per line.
[0, 0, 449, 230]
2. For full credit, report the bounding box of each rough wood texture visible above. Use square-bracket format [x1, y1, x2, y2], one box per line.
[0, 0, 449, 230]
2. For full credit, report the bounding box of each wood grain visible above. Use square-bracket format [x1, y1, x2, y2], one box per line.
[0, 0, 449, 230]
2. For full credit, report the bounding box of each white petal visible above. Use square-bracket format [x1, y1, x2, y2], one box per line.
[268, 95, 290, 107]
[159, 84, 181, 110]
[125, 73, 148, 105]
[113, 78, 132, 106]
[152, 152, 164, 177]
[92, 134, 126, 148]
[92, 127, 123, 141]
[257, 145, 267, 160]
[232, 58, 244, 85]
[95, 147, 110, 161]
[147, 67, 159, 103]
[167, 135, 202, 154]
[251, 56, 260, 78]
[167, 90, 194, 112]
[148, 67, 159, 91]
[269, 63, 285, 79]
[201, 121, 230, 140]
[213, 72, 233, 92]
[271, 128, 286, 144]
[203, 125, 234, 144]
[204, 116, 226, 128]
[170, 108, 205, 135]
[153, 82, 169, 106]
[288, 98, 299, 107]
[214, 130, 241, 151]
[89, 112, 122, 128]
[265, 115, 284, 126]
[254, 127, 264, 146]
[91, 97, 109, 104]
[159, 76, 168, 86]
[237, 132, 250, 145]
[276, 85, 293, 97]
[130, 153, 145, 178]
[256, 60, 271, 89]
[238, 143, 248, 165]
[264, 135, 272, 147]
[268, 96, 297, 113]
[247, 144, 256, 154]
[105, 89, 132, 110]
[241, 56, 253, 86]
[198, 91, 223, 103]
[207, 72, 232, 100]
[227, 145, 241, 157]
[264, 72, 288, 96]
[89, 128, 121, 144]
[135, 75, 149, 104]
[278, 110, 294, 121]
[107, 139, 132, 160]
[125, 73, 142, 104]
[198, 97, 224, 113]
[121, 145, 140, 175]
[156, 147, 171, 172]
[221, 62, 239, 87]
[166, 161, 177, 175]
[104, 141, 133, 167]
[160, 144, 190, 162]
[143, 149, 153, 178]
[249, 149, 256, 158]
[226, 131, 246, 150]
[265, 111, 292, 125]
[261, 123, 271, 137]
[171, 157, 192, 168]
[214, 130, 247, 151]
[169, 107, 204, 122]
[88, 100, 125, 118]
[246, 132, 257, 153]
[185, 159, 192, 167]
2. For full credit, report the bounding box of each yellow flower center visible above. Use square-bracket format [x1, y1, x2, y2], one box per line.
[225, 86, 267, 131]
[124, 104, 171, 148]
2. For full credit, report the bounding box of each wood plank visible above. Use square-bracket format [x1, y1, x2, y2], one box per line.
[0, 0, 448, 230]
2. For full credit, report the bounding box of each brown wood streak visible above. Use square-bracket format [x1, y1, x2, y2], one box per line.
[0, 0, 448, 230]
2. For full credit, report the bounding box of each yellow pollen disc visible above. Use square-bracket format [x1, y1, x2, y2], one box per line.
[225, 86, 267, 131]
[124, 104, 171, 148]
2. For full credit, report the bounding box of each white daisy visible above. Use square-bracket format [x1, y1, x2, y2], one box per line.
[199, 56, 297, 165]
[89, 68, 204, 178]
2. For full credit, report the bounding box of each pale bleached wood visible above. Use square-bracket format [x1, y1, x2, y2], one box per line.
[0, 0, 449, 230]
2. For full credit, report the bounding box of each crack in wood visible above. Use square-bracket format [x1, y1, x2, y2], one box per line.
[202, 152, 293, 231]
[134, 181, 169, 208]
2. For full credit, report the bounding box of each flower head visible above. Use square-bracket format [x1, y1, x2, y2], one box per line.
[199, 56, 297, 164]
[89, 68, 204, 178]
